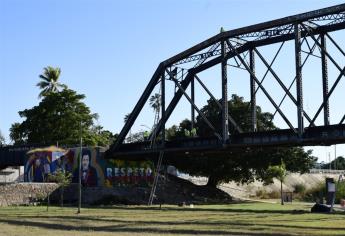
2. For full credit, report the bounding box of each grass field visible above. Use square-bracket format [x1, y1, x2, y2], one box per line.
[0, 202, 344, 236]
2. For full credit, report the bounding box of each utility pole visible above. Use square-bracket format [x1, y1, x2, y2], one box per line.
[334, 145, 337, 170]
[77, 121, 82, 214]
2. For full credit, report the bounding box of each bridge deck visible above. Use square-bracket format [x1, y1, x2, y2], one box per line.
[106, 124, 345, 158]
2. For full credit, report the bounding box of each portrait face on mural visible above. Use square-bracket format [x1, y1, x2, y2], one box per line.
[82, 154, 90, 171]
[35, 158, 41, 167]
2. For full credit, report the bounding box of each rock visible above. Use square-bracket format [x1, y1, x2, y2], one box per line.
[311, 203, 331, 213]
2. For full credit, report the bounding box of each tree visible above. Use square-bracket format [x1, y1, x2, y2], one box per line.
[124, 113, 133, 143]
[149, 93, 161, 125]
[0, 130, 5, 146]
[48, 169, 72, 207]
[149, 93, 161, 114]
[321, 156, 345, 170]
[37, 66, 66, 98]
[10, 88, 113, 146]
[166, 95, 316, 187]
[166, 119, 193, 140]
[266, 161, 287, 205]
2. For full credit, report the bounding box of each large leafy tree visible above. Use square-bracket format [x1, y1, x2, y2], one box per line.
[37, 66, 66, 98]
[321, 156, 345, 170]
[166, 95, 317, 187]
[10, 88, 113, 146]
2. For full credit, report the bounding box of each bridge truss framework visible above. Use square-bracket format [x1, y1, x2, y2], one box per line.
[107, 4, 345, 158]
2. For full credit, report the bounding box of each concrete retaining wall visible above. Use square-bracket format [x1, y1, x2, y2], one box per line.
[0, 183, 59, 206]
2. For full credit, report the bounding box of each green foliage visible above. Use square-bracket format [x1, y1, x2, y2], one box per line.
[321, 156, 345, 170]
[196, 95, 275, 137]
[255, 189, 280, 199]
[303, 182, 326, 203]
[302, 181, 345, 204]
[293, 183, 306, 194]
[264, 161, 287, 185]
[48, 169, 72, 188]
[10, 80, 114, 146]
[166, 95, 317, 187]
[48, 169, 72, 207]
[166, 119, 194, 140]
[37, 66, 67, 98]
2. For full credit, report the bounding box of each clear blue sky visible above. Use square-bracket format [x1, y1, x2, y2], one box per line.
[1, 0, 345, 162]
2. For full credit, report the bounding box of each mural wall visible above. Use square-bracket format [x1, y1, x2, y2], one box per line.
[25, 146, 154, 187]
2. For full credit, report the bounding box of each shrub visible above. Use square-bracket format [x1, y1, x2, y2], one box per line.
[302, 182, 325, 203]
[293, 183, 306, 194]
[255, 189, 280, 199]
[335, 182, 345, 204]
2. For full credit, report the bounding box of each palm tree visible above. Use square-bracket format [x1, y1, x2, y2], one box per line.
[0, 130, 5, 146]
[36, 66, 66, 98]
[149, 93, 161, 125]
[124, 113, 132, 143]
[149, 93, 161, 113]
[124, 113, 131, 124]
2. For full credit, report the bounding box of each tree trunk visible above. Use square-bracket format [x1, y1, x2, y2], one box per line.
[207, 175, 220, 187]
[60, 187, 64, 207]
[280, 180, 284, 205]
[46, 192, 50, 212]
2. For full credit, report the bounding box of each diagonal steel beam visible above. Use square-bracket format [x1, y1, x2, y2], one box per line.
[301, 23, 345, 127]
[111, 63, 164, 151]
[194, 75, 243, 133]
[253, 48, 314, 126]
[171, 77, 222, 140]
[339, 114, 345, 124]
[326, 33, 345, 57]
[272, 35, 321, 119]
[149, 73, 194, 141]
[302, 23, 344, 74]
[309, 65, 345, 126]
[227, 42, 297, 132]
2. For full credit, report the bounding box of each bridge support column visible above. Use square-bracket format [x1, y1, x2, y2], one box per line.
[191, 76, 195, 130]
[161, 72, 166, 145]
[295, 24, 304, 137]
[250, 49, 257, 132]
[321, 34, 330, 126]
[221, 39, 229, 143]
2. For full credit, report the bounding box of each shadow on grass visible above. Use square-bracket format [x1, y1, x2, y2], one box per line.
[0, 218, 296, 236]
[91, 205, 309, 215]
[1, 205, 344, 235]
[2, 213, 345, 233]
[56, 215, 345, 231]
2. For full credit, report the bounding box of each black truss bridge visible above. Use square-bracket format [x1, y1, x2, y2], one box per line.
[106, 4, 345, 159]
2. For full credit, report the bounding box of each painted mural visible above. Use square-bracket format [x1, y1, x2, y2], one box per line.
[25, 146, 154, 187]
[25, 147, 66, 183]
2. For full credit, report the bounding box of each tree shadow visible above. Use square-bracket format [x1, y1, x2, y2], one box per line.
[91, 205, 309, 215]
[0, 218, 296, 236]
[8, 214, 345, 232]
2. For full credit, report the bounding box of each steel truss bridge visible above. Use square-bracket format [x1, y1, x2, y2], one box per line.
[106, 3, 345, 159]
